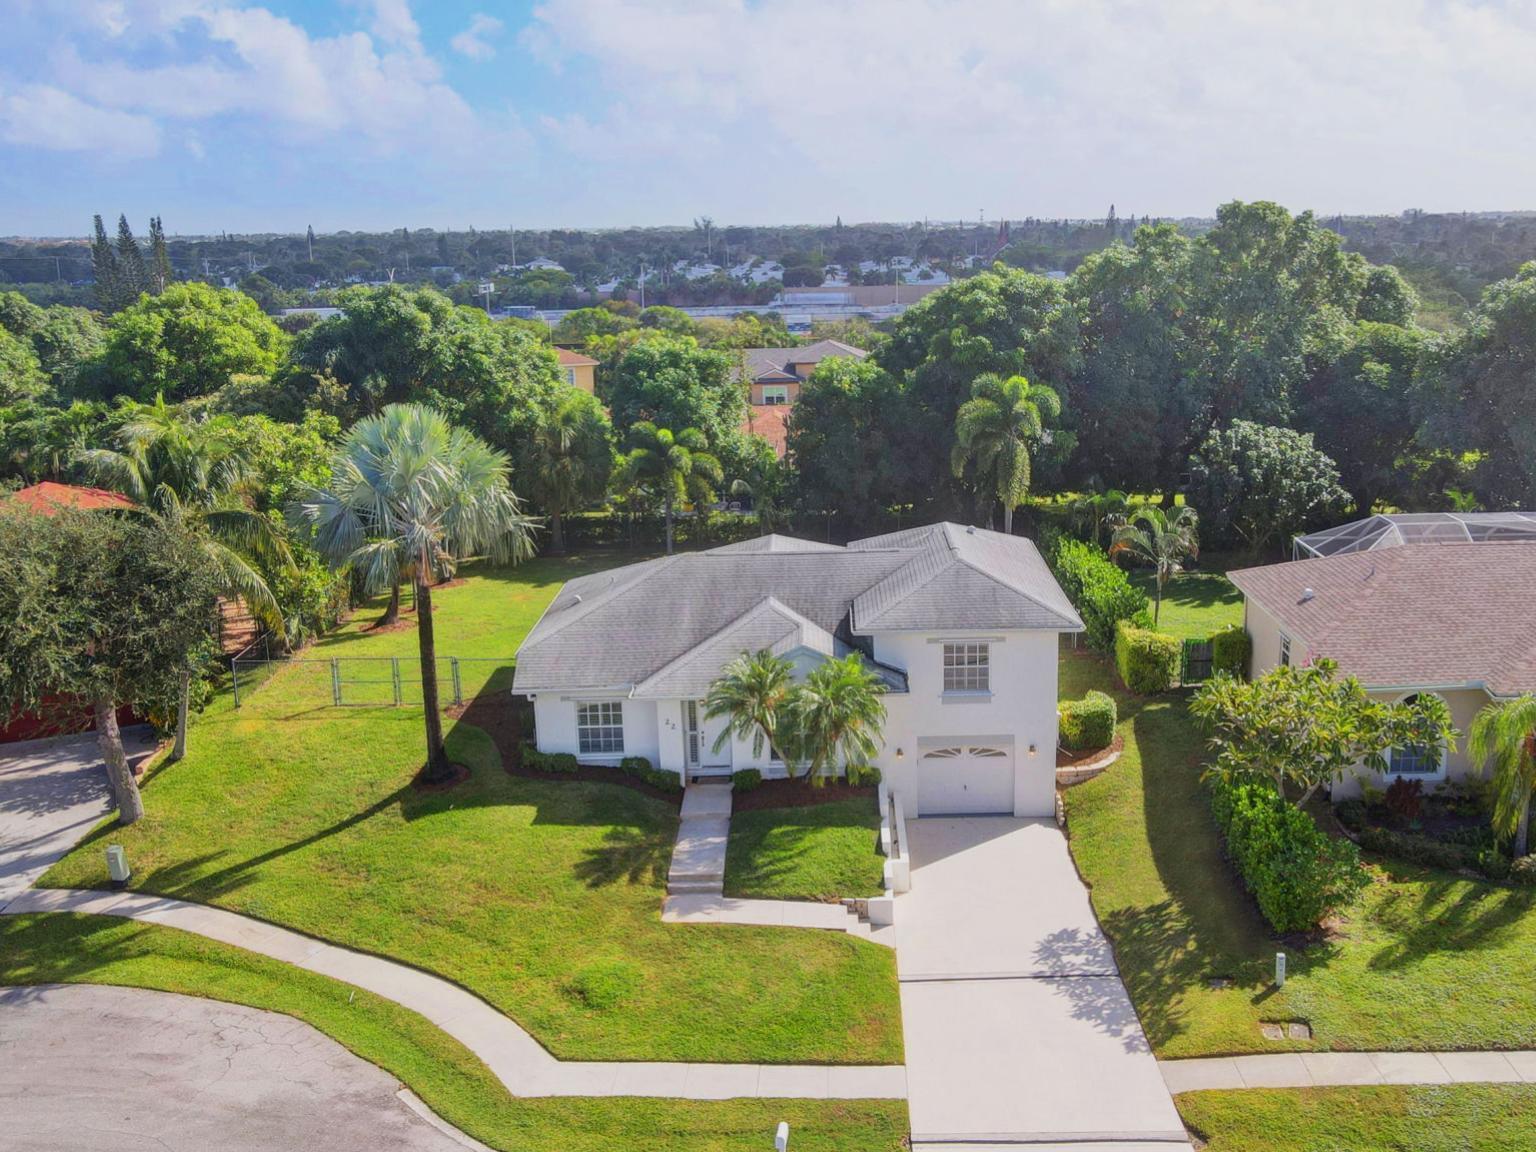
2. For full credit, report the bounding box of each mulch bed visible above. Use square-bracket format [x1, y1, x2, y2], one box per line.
[1055, 732, 1125, 769]
[449, 690, 682, 805]
[731, 778, 877, 812]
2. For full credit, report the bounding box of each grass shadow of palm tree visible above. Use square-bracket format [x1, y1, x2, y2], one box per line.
[573, 824, 674, 889]
[1366, 871, 1536, 972]
[1034, 925, 1156, 1054]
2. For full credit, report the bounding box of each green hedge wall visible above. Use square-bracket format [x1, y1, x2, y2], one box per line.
[1114, 621, 1181, 694]
[1051, 539, 1151, 651]
[1059, 690, 1118, 751]
[1209, 775, 1370, 933]
[1210, 625, 1252, 678]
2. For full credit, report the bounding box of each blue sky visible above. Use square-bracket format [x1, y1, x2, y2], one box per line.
[2, 0, 1535, 237]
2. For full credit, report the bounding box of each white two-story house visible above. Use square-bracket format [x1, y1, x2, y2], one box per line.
[514, 523, 1083, 817]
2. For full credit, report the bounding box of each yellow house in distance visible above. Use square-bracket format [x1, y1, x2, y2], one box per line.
[740, 339, 868, 405]
[555, 347, 599, 393]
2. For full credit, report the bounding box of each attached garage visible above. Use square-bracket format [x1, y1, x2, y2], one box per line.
[916, 743, 1014, 815]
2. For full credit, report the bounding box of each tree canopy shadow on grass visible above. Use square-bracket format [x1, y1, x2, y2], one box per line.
[572, 824, 674, 889]
[1365, 872, 1536, 973]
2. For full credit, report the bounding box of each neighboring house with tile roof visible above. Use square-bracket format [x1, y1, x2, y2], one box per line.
[737, 339, 868, 459]
[554, 347, 598, 394]
[515, 523, 1082, 817]
[8, 481, 136, 515]
[1228, 541, 1536, 800]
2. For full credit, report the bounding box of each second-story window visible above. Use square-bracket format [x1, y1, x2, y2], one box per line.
[943, 642, 990, 693]
[760, 385, 790, 405]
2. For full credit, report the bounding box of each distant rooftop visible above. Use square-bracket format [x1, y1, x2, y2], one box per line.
[7, 482, 135, 515]
[1293, 512, 1536, 559]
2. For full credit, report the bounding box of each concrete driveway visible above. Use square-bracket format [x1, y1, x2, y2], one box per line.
[896, 818, 1187, 1150]
[0, 729, 154, 911]
[0, 984, 481, 1152]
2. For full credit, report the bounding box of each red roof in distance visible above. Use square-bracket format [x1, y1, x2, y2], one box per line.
[9, 481, 136, 516]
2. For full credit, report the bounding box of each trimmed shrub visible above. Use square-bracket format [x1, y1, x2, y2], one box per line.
[1059, 690, 1117, 752]
[731, 768, 762, 793]
[619, 756, 652, 778]
[1210, 625, 1252, 678]
[1052, 539, 1150, 651]
[845, 763, 882, 787]
[1114, 621, 1181, 694]
[1209, 774, 1369, 933]
[521, 745, 578, 773]
[1356, 825, 1482, 873]
[643, 767, 683, 793]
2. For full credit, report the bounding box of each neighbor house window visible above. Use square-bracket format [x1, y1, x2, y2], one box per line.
[1279, 634, 1292, 667]
[1389, 693, 1442, 775]
[760, 385, 790, 405]
[564, 368, 577, 387]
[943, 643, 990, 693]
[577, 701, 624, 755]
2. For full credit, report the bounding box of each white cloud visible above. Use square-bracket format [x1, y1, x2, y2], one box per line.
[451, 13, 504, 62]
[522, 0, 1536, 216]
[0, 80, 160, 158]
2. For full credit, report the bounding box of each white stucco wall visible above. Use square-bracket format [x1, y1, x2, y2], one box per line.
[867, 629, 1061, 818]
[1244, 598, 1290, 677]
[530, 694, 659, 767]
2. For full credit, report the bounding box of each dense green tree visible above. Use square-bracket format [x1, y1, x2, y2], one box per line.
[1186, 420, 1348, 555]
[620, 423, 722, 555]
[1297, 321, 1425, 515]
[0, 507, 222, 824]
[90, 282, 287, 402]
[1356, 265, 1418, 326]
[0, 290, 46, 338]
[148, 216, 172, 294]
[114, 215, 148, 303]
[0, 327, 45, 404]
[787, 356, 917, 530]
[1414, 263, 1536, 508]
[1193, 659, 1456, 808]
[951, 373, 1060, 533]
[0, 399, 114, 482]
[90, 214, 123, 312]
[31, 306, 106, 396]
[289, 404, 535, 783]
[519, 388, 613, 552]
[552, 307, 636, 343]
[604, 336, 743, 453]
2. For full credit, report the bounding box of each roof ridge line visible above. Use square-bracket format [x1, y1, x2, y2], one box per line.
[523, 554, 683, 645]
[630, 596, 803, 697]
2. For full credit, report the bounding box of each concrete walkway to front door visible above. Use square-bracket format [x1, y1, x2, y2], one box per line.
[666, 782, 732, 895]
[895, 818, 1188, 1151]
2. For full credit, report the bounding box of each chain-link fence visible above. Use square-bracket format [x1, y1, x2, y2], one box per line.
[230, 644, 515, 709]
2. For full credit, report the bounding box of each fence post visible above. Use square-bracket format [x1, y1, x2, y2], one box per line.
[231, 658, 241, 708]
[391, 657, 402, 706]
[331, 658, 342, 707]
[451, 657, 462, 707]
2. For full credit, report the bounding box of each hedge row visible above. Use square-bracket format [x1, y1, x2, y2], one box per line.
[1210, 625, 1252, 677]
[1052, 539, 1150, 651]
[1059, 690, 1117, 751]
[518, 747, 683, 792]
[1114, 620, 1181, 694]
[1209, 774, 1370, 933]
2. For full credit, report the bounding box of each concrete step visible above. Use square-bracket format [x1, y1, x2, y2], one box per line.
[667, 878, 725, 895]
[680, 783, 734, 819]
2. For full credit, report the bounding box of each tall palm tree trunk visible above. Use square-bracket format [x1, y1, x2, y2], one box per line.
[170, 668, 190, 761]
[664, 496, 675, 556]
[94, 696, 144, 825]
[550, 510, 565, 554]
[416, 576, 451, 783]
[1517, 792, 1532, 859]
[378, 580, 401, 627]
[1003, 503, 1014, 535]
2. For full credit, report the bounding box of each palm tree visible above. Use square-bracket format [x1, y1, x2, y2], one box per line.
[621, 423, 722, 555]
[1469, 695, 1536, 858]
[1109, 505, 1199, 628]
[785, 654, 888, 786]
[704, 649, 794, 760]
[289, 403, 535, 783]
[1070, 487, 1131, 547]
[77, 394, 292, 760]
[521, 389, 613, 554]
[951, 373, 1060, 534]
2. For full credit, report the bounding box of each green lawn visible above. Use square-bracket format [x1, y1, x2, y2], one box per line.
[0, 913, 907, 1152]
[1178, 1085, 1536, 1152]
[725, 797, 886, 902]
[1130, 571, 1244, 640]
[43, 554, 903, 1066]
[1061, 651, 1536, 1058]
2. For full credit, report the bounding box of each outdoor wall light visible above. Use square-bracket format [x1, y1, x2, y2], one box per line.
[1028, 743, 1037, 757]
[895, 747, 904, 759]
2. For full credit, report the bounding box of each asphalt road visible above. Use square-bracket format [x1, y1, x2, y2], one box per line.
[0, 984, 483, 1152]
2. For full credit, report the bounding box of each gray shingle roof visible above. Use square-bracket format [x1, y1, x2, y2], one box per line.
[515, 523, 1082, 693]
[1228, 542, 1536, 695]
[706, 534, 845, 554]
[632, 598, 838, 699]
[740, 340, 868, 382]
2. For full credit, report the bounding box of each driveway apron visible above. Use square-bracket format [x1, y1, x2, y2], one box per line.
[895, 818, 1187, 1150]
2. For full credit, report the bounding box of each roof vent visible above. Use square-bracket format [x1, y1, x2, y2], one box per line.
[1300, 587, 1314, 603]
[572, 594, 583, 604]
[966, 525, 976, 534]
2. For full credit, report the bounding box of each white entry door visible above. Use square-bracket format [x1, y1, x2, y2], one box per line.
[917, 744, 1014, 815]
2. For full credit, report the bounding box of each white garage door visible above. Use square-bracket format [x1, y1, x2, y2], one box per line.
[917, 744, 1014, 816]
